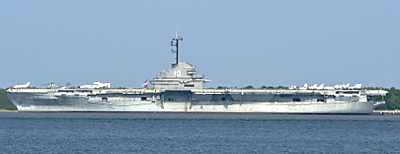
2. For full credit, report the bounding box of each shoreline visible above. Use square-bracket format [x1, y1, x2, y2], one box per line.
[0, 109, 18, 113]
[1, 109, 400, 115]
[372, 110, 400, 115]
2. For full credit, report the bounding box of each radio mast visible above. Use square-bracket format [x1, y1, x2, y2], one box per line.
[171, 32, 183, 64]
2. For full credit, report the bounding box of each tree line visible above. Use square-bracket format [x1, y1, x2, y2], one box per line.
[0, 89, 17, 110]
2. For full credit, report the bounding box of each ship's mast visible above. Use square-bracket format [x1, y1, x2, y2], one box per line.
[171, 33, 183, 64]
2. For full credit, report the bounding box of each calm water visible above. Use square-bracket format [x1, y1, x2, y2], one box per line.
[1, 113, 400, 153]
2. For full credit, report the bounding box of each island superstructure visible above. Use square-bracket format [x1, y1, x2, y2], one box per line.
[7, 35, 387, 114]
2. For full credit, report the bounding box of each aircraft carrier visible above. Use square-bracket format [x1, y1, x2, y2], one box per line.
[7, 35, 387, 114]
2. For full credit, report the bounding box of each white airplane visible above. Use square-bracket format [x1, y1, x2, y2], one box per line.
[78, 82, 111, 89]
[12, 82, 30, 88]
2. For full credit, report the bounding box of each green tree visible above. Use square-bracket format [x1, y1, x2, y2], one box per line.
[277, 86, 288, 89]
[0, 89, 17, 110]
[374, 87, 400, 110]
[242, 85, 254, 89]
[217, 86, 229, 89]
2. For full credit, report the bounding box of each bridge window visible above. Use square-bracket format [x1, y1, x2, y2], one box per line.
[184, 84, 194, 87]
[141, 97, 147, 101]
[102, 97, 108, 101]
[317, 99, 324, 102]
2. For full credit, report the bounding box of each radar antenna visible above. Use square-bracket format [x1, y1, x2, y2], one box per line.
[171, 32, 183, 64]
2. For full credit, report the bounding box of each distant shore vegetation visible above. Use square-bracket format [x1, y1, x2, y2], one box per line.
[215, 85, 288, 89]
[0, 86, 399, 111]
[0, 89, 17, 110]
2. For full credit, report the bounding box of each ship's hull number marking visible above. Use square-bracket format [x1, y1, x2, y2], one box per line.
[174, 71, 181, 77]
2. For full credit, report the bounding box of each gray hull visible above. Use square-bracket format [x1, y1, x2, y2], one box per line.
[6, 89, 385, 114]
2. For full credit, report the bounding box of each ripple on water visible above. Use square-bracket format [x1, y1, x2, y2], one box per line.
[1, 113, 400, 153]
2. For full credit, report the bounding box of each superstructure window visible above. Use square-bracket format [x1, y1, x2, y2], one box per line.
[58, 90, 74, 93]
[77, 90, 93, 93]
[141, 97, 147, 101]
[336, 91, 359, 94]
[343, 91, 359, 94]
[293, 98, 301, 102]
[102, 97, 108, 101]
[317, 99, 324, 102]
[184, 84, 194, 87]
[280, 94, 292, 98]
